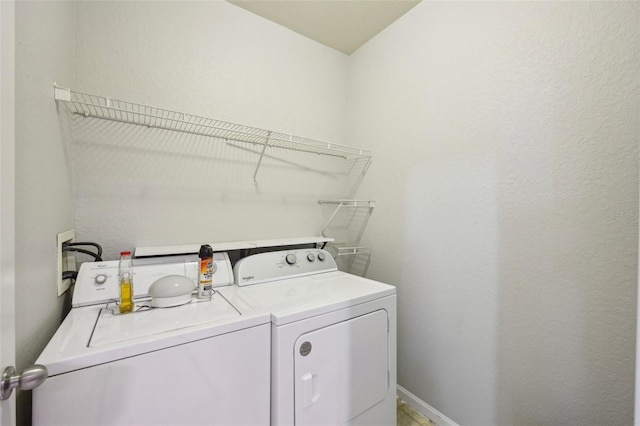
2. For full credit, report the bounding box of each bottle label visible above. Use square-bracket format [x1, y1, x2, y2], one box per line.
[119, 254, 134, 313]
[119, 279, 134, 313]
[199, 258, 213, 292]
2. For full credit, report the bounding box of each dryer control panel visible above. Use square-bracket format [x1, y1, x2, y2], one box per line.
[73, 252, 233, 307]
[233, 249, 337, 286]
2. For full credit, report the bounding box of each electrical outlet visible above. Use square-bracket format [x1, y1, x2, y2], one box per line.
[57, 229, 75, 296]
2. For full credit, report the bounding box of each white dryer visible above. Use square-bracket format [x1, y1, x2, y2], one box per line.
[218, 248, 397, 426]
[33, 254, 271, 426]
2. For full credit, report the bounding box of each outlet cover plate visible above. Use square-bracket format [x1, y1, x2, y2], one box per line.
[57, 229, 75, 296]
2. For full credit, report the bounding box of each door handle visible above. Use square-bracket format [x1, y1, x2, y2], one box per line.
[302, 372, 313, 407]
[0, 364, 48, 400]
[301, 372, 320, 408]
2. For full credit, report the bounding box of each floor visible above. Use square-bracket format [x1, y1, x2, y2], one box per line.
[397, 398, 436, 426]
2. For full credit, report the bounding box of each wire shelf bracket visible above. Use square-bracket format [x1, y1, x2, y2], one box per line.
[252, 131, 272, 184]
[53, 84, 372, 184]
[317, 199, 376, 237]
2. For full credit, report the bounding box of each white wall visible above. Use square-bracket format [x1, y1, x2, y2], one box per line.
[14, 2, 350, 424]
[70, 1, 351, 260]
[348, 2, 639, 425]
[15, 1, 75, 424]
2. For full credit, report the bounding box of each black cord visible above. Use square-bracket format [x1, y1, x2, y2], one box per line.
[60, 241, 103, 283]
[62, 246, 103, 262]
[67, 242, 103, 257]
[62, 271, 78, 281]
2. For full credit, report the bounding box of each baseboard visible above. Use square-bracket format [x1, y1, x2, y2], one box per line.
[397, 385, 460, 426]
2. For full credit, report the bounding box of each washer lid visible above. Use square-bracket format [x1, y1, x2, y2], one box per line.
[36, 292, 270, 377]
[89, 296, 240, 347]
[233, 271, 395, 325]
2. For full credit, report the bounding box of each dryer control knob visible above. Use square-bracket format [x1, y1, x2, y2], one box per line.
[94, 274, 108, 285]
[317, 252, 326, 261]
[285, 254, 297, 265]
[307, 253, 315, 262]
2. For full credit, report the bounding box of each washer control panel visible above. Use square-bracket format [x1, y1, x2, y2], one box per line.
[233, 249, 337, 287]
[72, 252, 233, 307]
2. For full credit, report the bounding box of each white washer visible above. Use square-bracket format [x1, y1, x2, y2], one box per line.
[33, 254, 271, 426]
[218, 248, 397, 426]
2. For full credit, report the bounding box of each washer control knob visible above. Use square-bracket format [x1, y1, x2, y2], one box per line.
[94, 274, 108, 285]
[317, 252, 326, 261]
[307, 253, 316, 262]
[285, 254, 297, 265]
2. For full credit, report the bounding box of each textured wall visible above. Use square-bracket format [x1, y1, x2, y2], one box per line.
[13, 2, 352, 423]
[70, 1, 351, 260]
[348, 2, 639, 425]
[15, 1, 75, 424]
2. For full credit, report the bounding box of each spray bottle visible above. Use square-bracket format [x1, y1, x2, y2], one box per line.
[198, 244, 214, 299]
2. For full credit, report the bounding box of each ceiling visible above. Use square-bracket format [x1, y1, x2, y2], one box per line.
[228, 0, 421, 55]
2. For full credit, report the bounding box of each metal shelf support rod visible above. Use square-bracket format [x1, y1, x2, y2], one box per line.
[252, 131, 271, 184]
[321, 203, 344, 237]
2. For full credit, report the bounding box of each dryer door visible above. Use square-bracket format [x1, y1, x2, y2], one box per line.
[294, 309, 389, 426]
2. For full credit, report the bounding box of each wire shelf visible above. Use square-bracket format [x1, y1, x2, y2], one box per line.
[318, 199, 375, 237]
[318, 199, 376, 208]
[54, 85, 371, 164]
[327, 243, 371, 257]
